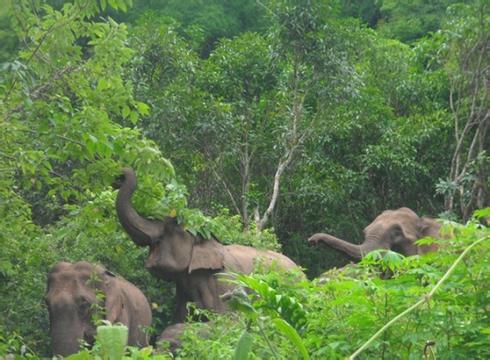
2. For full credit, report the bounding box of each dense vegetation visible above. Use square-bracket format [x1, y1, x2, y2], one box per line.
[0, 0, 488, 358]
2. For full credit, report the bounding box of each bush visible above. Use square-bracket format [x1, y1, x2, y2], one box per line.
[175, 213, 489, 359]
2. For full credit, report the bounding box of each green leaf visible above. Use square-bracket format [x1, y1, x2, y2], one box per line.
[96, 324, 128, 360]
[129, 110, 139, 124]
[136, 101, 150, 116]
[108, 0, 118, 10]
[98, 78, 110, 90]
[119, 0, 127, 12]
[122, 105, 131, 119]
[226, 294, 257, 316]
[473, 207, 490, 220]
[66, 349, 92, 360]
[233, 329, 253, 360]
[272, 318, 309, 360]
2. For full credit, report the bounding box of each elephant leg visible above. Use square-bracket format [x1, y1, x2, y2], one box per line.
[198, 277, 220, 312]
[184, 271, 224, 314]
[172, 284, 190, 323]
[207, 274, 226, 313]
[195, 272, 226, 313]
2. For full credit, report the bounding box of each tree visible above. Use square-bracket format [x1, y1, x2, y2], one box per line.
[436, 2, 489, 220]
[248, 0, 361, 231]
[0, 1, 179, 353]
[376, 0, 462, 43]
[129, 1, 362, 234]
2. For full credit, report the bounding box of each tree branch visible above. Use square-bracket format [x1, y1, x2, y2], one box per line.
[4, 64, 81, 122]
[4, 1, 89, 103]
[209, 161, 242, 217]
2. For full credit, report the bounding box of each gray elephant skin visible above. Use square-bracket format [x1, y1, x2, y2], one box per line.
[157, 323, 186, 354]
[112, 167, 298, 322]
[157, 322, 211, 354]
[46, 261, 152, 356]
[308, 207, 442, 259]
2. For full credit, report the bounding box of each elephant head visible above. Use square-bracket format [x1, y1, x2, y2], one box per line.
[308, 207, 441, 260]
[157, 322, 211, 354]
[112, 168, 225, 280]
[46, 261, 151, 356]
[46, 262, 112, 356]
[157, 323, 186, 354]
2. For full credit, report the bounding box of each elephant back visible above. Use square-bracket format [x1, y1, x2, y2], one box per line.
[222, 244, 298, 274]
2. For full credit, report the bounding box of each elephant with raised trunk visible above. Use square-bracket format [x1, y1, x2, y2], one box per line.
[46, 261, 151, 357]
[308, 207, 441, 260]
[112, 167, 298, 322]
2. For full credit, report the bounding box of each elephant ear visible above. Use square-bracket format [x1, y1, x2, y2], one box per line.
[188, 238, 225, 273]
[419, 217, 441, 238]
[102, 271, 124, 324]
[416, 217, 442, 254]
[389, 222, 417, 244]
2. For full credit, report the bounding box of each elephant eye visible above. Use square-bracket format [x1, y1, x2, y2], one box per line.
[77, 297, 92, 313]
[391, 225, 404, 238]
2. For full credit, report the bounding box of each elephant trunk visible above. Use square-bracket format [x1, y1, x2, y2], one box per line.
[50, 313, 85, 356]
[311, 233, 380, 260]
[115, 168, 162, 247]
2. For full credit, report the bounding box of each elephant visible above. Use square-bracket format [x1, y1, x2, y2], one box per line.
[157, 323, 186, 354]
[46, 261, 152, 356]
[157, 322, 210, 354]
[155, 321, 214, 355]
[308, 207, 442, 260]
[112, 167, 299, 322]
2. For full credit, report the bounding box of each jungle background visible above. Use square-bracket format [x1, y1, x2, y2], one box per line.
[0, 0, 488, 358]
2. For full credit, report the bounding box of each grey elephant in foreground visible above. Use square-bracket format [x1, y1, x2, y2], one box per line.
[46, 261, 152, 356]
[112, 167, 299, 322]
[308, 207, 442, 260]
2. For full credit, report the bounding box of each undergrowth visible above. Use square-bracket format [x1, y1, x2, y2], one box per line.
[11, 209, 487, 359]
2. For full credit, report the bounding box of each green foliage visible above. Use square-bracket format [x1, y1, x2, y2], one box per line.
[377, 0, 463, 43]
[0, 1, 18, 62]
[212, 209, 281, 250]
[1, 2, 281, 355]
[229, 271, 308, 331]
[1, 0, 488, 358]
[272, 318, 309, 360]
[360, 249, 406, 273]
[340, 0, 381, 27]
[233, 329, 253, 360]
[124, 0, 267, 56]
[176, 216, 489, 359]
[96, 324, 128, 360]
[276, 22, 452, 275]
[67, 324, 170, 360]
[431, 1, 489, 220]
[0, 0, 182, 355]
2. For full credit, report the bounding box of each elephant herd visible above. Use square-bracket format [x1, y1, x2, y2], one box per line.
[46, 168, 443, 356]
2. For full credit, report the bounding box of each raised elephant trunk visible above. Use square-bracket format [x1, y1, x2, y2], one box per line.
[114, 168, 162, 247]
[309, 233, 381, 260]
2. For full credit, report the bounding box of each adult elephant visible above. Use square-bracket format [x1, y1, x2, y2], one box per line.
[46, 261, 151, 357]
[308, 207, 442, 260]
[112, 167, 298, 322]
